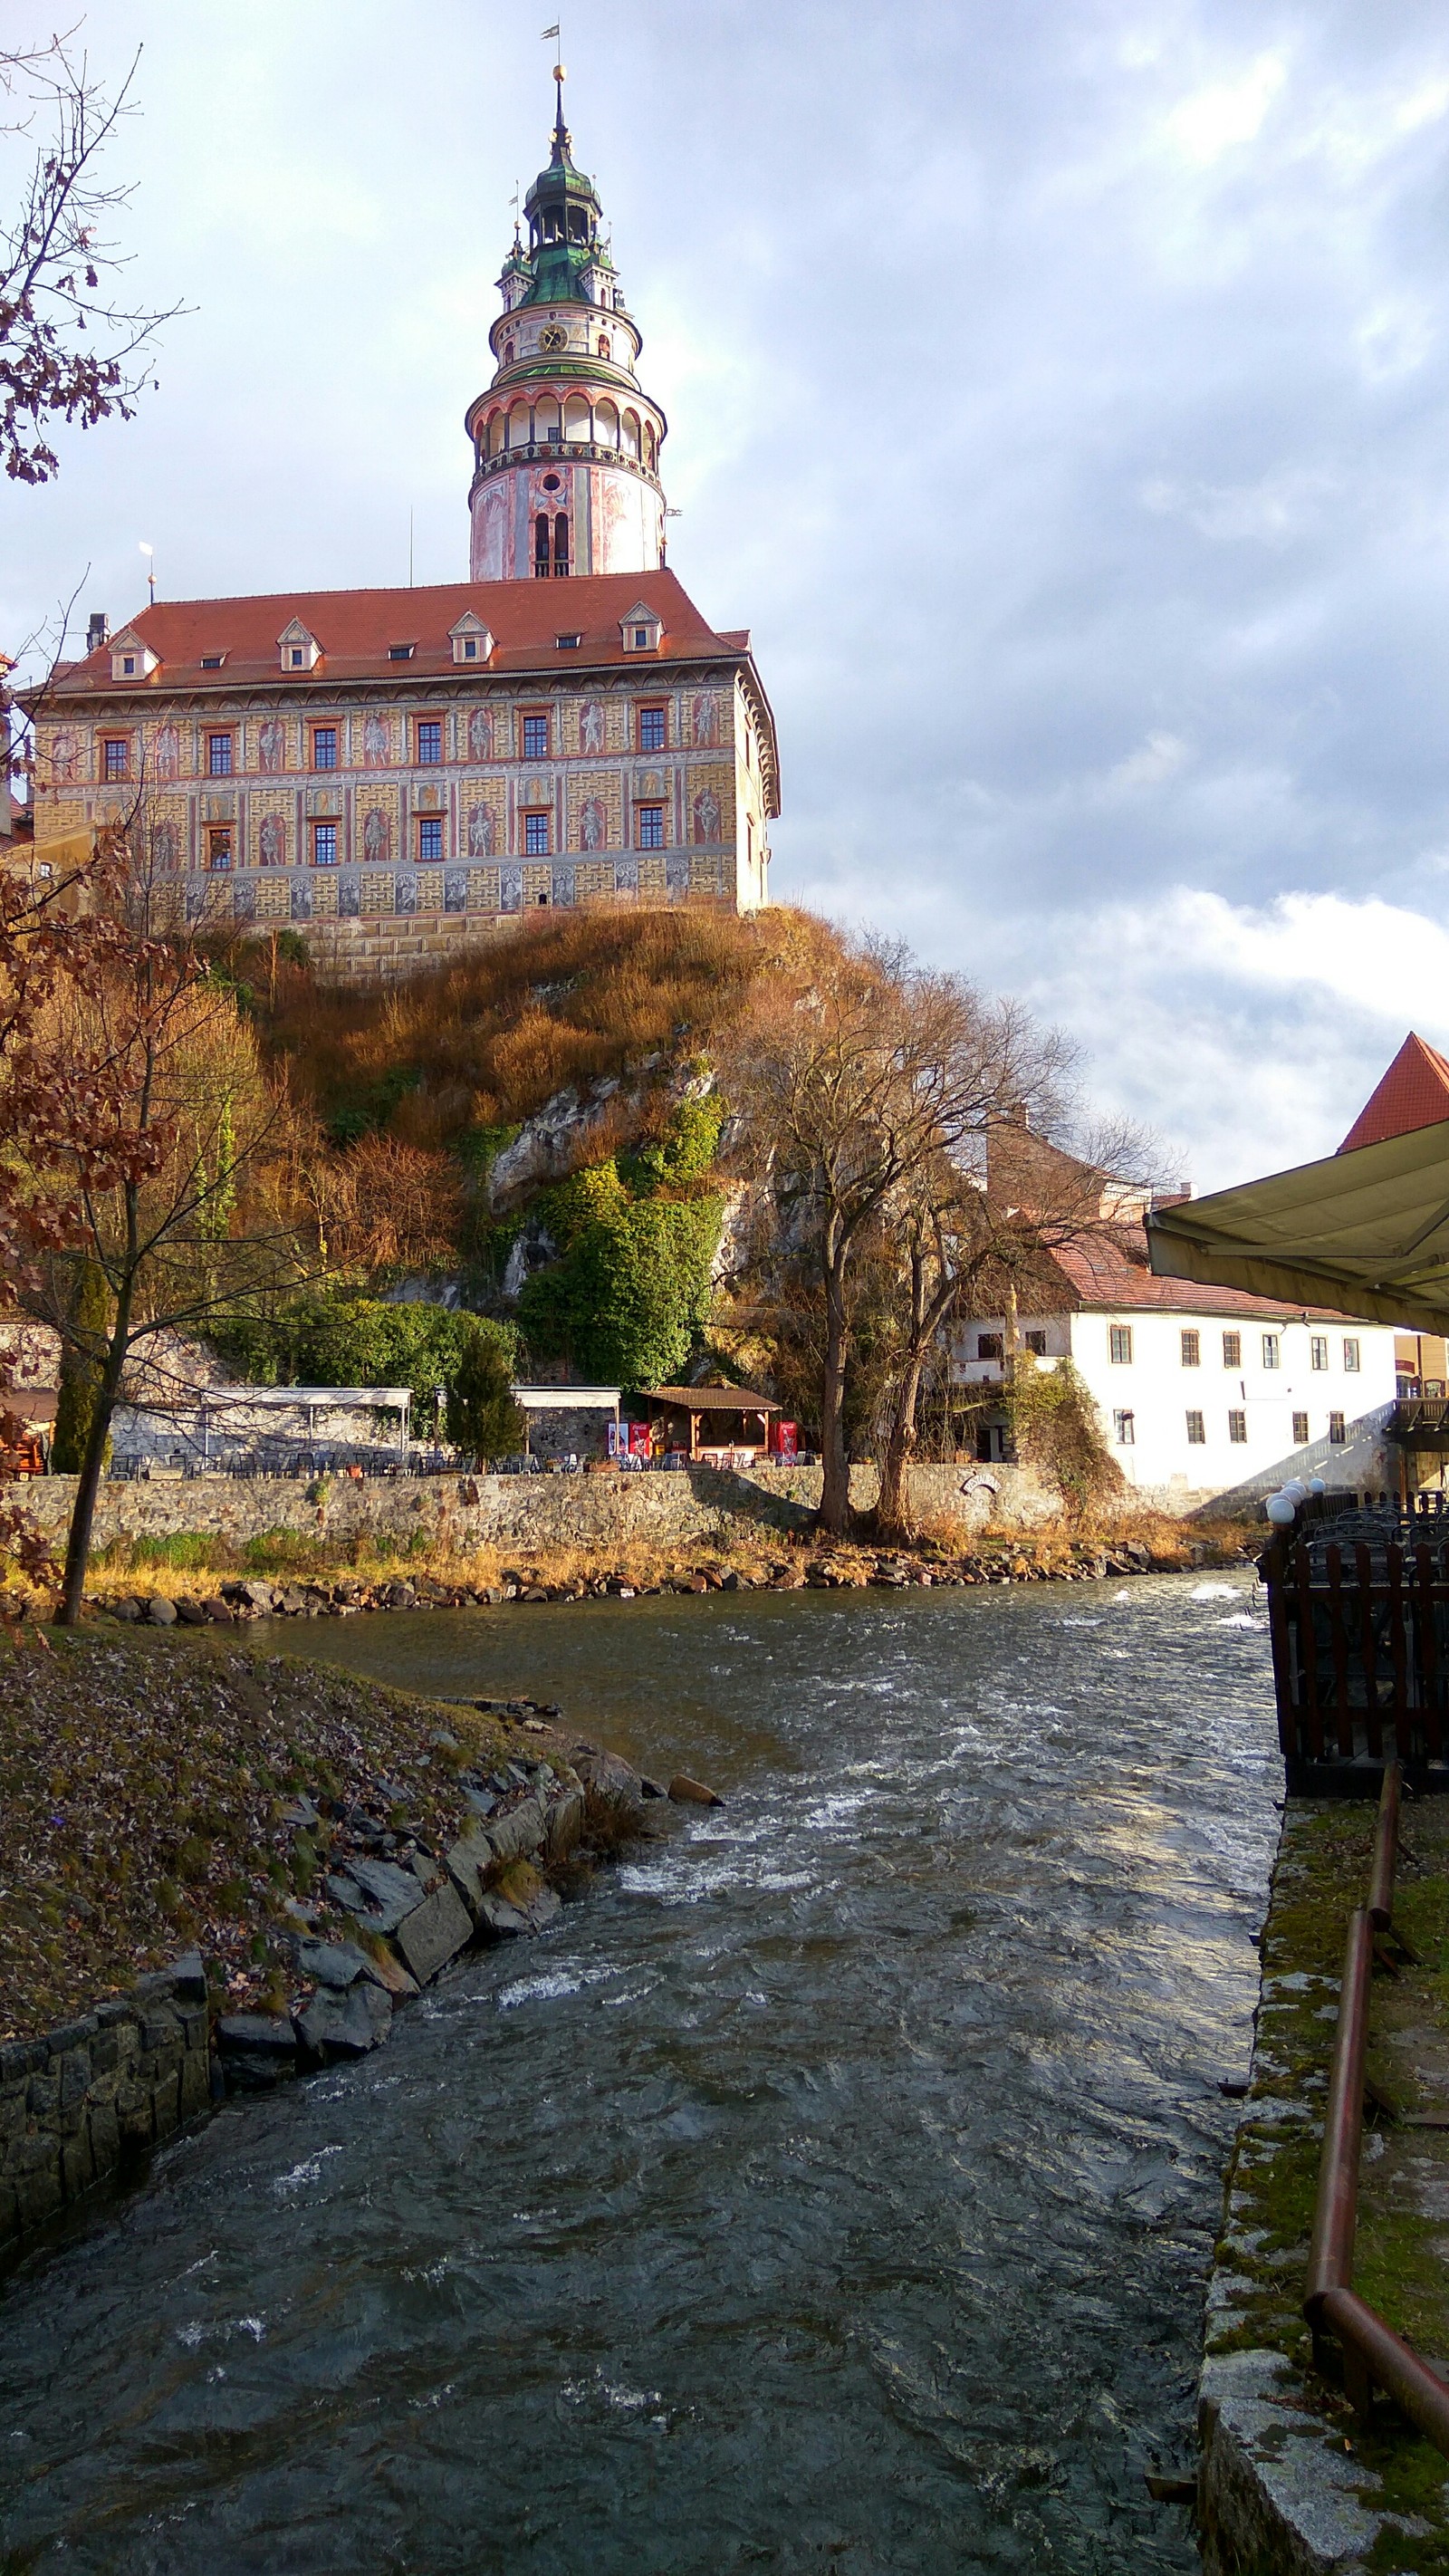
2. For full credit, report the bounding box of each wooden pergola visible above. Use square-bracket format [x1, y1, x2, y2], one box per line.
[643, 1382, 781, 1461]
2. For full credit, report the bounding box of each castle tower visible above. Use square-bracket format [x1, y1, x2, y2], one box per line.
[465, 72, 667, 582]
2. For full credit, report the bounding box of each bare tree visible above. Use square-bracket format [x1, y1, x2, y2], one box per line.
[726, 938, 1070, 1535]
[0, 29, 179, 485]
[15, 856, 316, 1620]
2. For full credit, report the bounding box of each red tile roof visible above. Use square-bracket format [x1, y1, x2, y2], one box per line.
[47, 571, 745, 694]
[1048, 1224, 1368, 1323]
[1339, 1032, 1449, 1153]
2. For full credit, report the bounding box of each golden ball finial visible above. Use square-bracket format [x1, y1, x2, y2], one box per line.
[553, 61, 566, 82]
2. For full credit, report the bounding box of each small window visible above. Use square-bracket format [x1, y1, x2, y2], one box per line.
[290, 647, 305, 668]
[461, 637, 479, 660]
[207, 733, 233, 777]
[524, 811, 551, 856]
[523, 712, 549, 759]
[206, 826, 233, 872]
[121, 655, 136, 677]
[638, 705, 667, 752]
[312, 822, 338, 868]
[200, 653, 226, 670]
[1292, 1410, 1310, 1445]
[1180, 1329, 1200, 1368]
[1223, 1331, 1242, 1369]
[1024, 1330, 1047, 1357]
[1108, 1324, 1133, 1366]
[418, 816, 443, 862]
[634, 626, 649, 649]
[1228, 1409, 1247, 1445]
[312, 726, 338, 771]
[417, 720, 442, 765]
[1329, 1410, 1347, 1445]
[389, 643, 416, 662]
[1113, 1408, 1135, 1446]
[1343, 1338, 1361, 1373]
[1185, 1409, 1205, 1445]
[976, 1333, 1003, 1361]
[102, 738, 130, 781]
[638, 805, 664, 849]
[555, 632, 581, 650]
[1310, 1335, 1329, 1371]
[1262, 1332, 1281, 1370]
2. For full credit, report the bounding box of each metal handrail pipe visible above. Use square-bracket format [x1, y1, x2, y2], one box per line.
[1305, 1909, 1373, 2307]
[1318, 2286, 1449, 2459]
[1367, 1758, 1402, 1932]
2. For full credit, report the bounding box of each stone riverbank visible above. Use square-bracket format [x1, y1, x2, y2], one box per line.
[1199, 1797, 1449, 2573]
[0, 1627, 691, 2268]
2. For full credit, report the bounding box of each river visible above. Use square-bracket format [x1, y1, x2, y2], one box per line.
[0, 1572, 1278, 2573]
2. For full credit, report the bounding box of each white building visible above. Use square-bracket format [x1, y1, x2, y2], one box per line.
[954, 1219, 1399, 1510]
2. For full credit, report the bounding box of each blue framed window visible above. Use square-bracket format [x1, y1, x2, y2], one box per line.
[522, 712, 549, 759]
[418, 816, 443, 861]
[638, 705, 666, 752]
[313, 822, 338, 867]
[207, 733, 233, 776]
[637, 805, 664, 849]
[312, 726, 338, 771]
[524, 811, 551, 856]
[417, 720, 442, 764]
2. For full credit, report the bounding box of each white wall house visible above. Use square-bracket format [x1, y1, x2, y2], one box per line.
[954, 1228, 1400, 1511]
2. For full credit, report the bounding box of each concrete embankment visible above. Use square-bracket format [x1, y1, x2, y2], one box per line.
[1200, 1799, 1449, 2573]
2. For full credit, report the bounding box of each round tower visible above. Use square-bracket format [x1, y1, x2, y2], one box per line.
[466, 73, 667, 582]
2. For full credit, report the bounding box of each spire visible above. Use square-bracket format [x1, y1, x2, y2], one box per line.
[552, 53, 571, 160]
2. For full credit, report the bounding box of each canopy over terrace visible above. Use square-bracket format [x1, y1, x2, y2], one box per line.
[644, 1382, 781, 1461]
[191, 1385, 414, 1459]
[1146, 1039, 1449, 1336]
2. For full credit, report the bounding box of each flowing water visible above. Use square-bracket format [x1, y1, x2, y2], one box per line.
[0, 1573, 1280, 2574]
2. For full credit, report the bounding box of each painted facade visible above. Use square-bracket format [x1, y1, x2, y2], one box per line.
[27, 84, 776, 981]
[465, 78, 666, 582]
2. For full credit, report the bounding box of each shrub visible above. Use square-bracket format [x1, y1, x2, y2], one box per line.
[446, 1318, 526, 1460]
[242, 1528, 329, 1577]
[211, 1293, 517, 1418]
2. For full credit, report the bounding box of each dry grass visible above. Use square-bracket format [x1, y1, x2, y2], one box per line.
[245, 905, 836, 1145]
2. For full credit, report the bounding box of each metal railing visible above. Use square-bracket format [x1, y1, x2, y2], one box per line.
[1261, 1492, 1449, 1785]
[1303, 1760, 1449, 2450]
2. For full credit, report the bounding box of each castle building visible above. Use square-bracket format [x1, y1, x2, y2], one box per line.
[31, 81, 778, 980]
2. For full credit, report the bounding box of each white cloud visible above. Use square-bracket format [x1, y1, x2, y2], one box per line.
[1165, 53, 1287, 166]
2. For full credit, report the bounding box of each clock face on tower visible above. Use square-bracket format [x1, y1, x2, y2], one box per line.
[540, 325, 568, 351]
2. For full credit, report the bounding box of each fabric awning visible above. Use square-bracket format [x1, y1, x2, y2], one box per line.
[1147, 1120, 1449, 1335]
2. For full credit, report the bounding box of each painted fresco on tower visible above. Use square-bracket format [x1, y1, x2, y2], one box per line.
[467, 706, 492, 763]
[362, 808, 390, 865]
[258, 719, 285, 774]
[467, 803, 495, 858]
[579, 795, 607, 851]
[692, 785, 722, 843]
[363, 711, 391, 767]
[154, 723, 180, 780]
[580, 700, 606, 755]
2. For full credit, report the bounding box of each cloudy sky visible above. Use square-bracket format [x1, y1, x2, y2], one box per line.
[6, 1, 1449, 1187]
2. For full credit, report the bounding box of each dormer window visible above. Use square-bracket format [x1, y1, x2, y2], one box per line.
[556, 632, 581, 650]
[108, 628, 158, 682]
[200, 653, 226, 670]
[277, 618, 321, 673]
[620, 602, 664, 652]
[389, 643, 416, 662]
[449, 614, 494, 666]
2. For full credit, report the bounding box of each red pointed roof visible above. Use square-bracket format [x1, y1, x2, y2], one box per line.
[1339, 1032, 1449, 1153]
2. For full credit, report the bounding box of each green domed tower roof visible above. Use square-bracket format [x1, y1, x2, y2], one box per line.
[522, 74, 605, 308]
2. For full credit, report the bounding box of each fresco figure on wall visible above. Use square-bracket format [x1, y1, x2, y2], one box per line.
[500, 865, 523, 914]
[445, 870, 467, 914]
[467, 707, 492, 764]
[259, 719, 285, 774]
[614, 856, 639, 895]
[154, 724, 180, 781]
[149, 819, 178, 874]
[580, 699, 606, 756]
[692, 695, 720, 748]
[258, 815, 286, 870]
[692, 786, 722, 844]
[362, 807, 390, 865]
[396, 872, 417, 916]
[467, 803, 495, 859]
[339, 874, 360, 918]
[363, 711, 390, 767]
[579, 795, 606, 852]
[49, 730, 77, 784]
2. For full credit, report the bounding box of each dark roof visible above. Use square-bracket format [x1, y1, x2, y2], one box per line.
[44, 572, 749, 696]
[645, 1383, 780, 1412]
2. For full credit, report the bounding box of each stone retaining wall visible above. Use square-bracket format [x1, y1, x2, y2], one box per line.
[1, 1956, 212, 2253]
[16, 1456, 1205, 1563]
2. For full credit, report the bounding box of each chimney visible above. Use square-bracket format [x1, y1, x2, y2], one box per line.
[86, 610, 109, 653]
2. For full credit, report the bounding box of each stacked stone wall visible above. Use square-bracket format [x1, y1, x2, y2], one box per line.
[1, 1957, 211, 2252]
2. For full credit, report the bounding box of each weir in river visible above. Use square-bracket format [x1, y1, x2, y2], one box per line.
[0, 1575, 1277, 2574]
